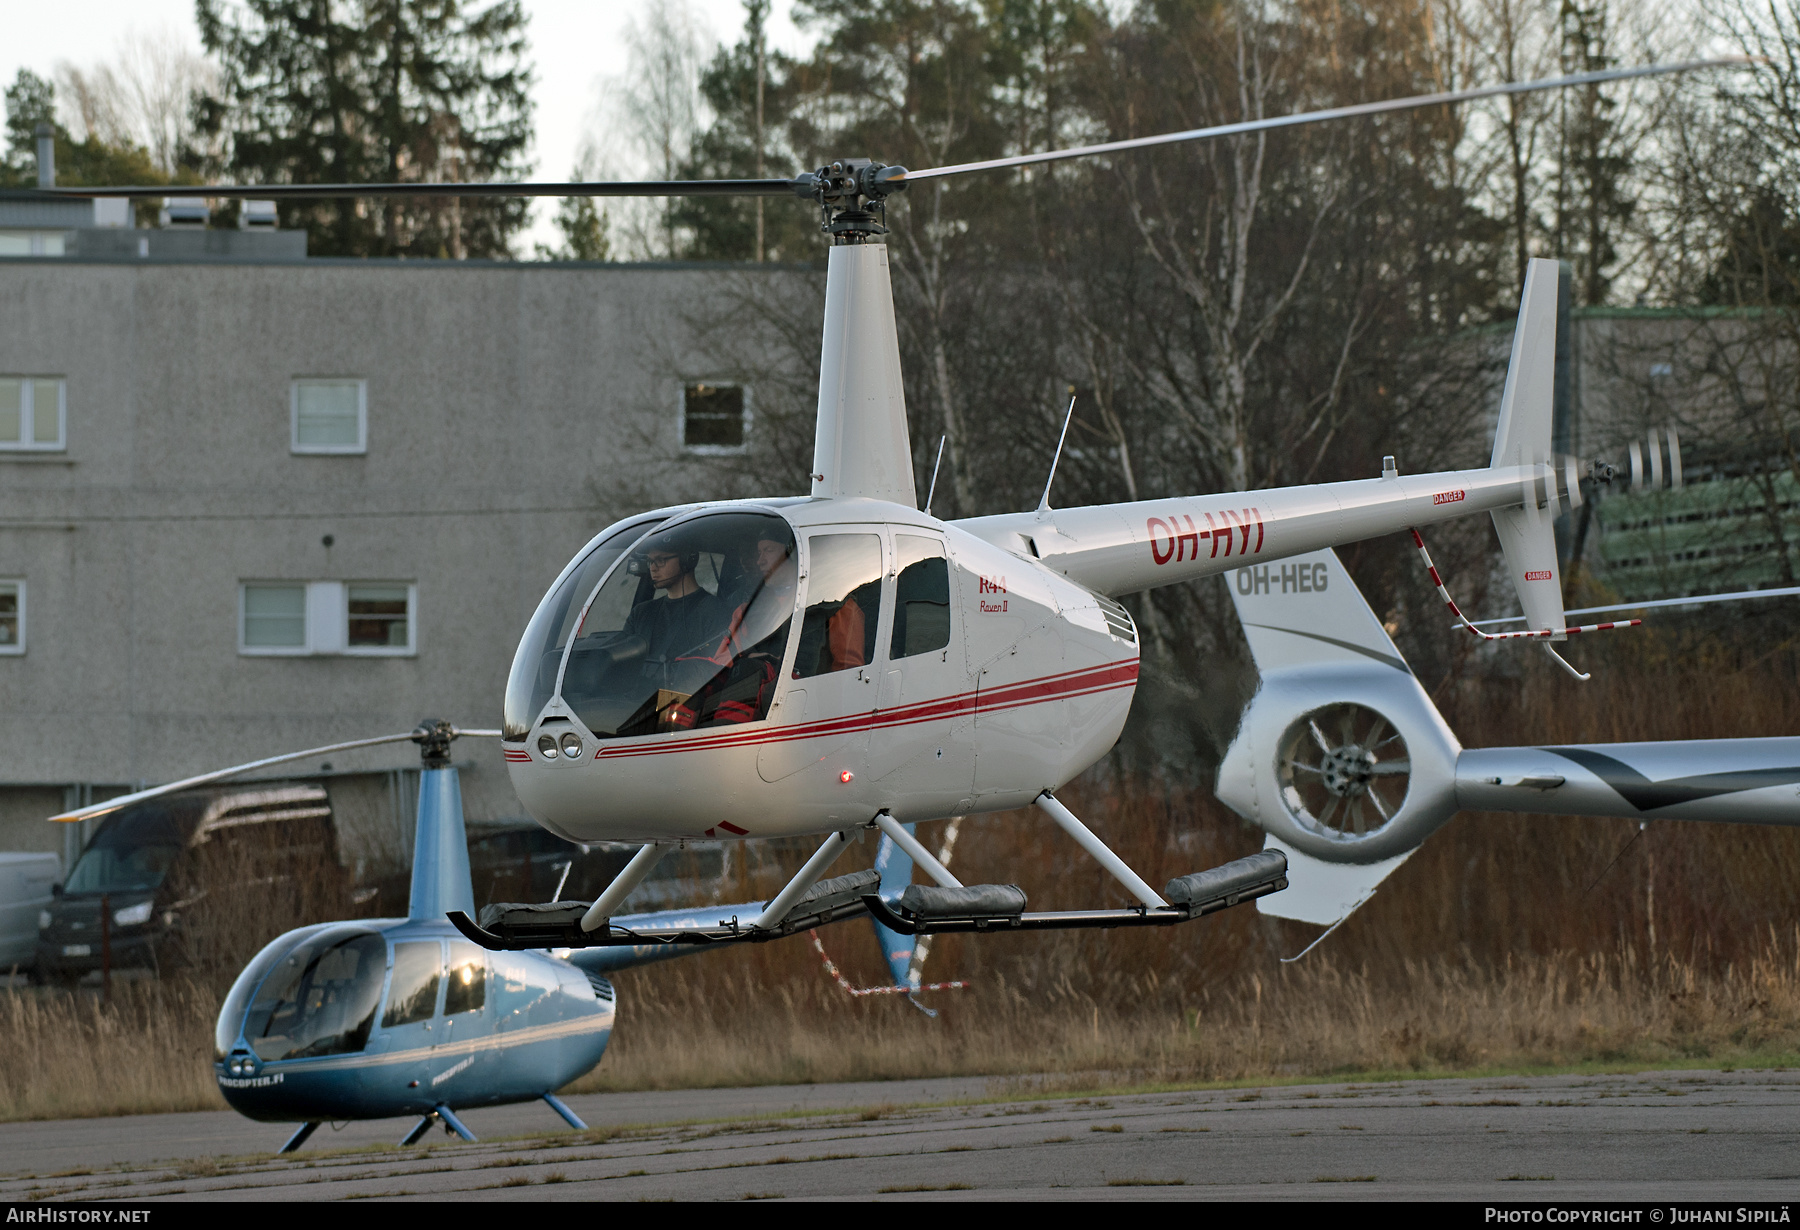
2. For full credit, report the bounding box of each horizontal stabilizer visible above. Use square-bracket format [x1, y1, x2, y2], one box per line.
[1254, 835, 1412, 926]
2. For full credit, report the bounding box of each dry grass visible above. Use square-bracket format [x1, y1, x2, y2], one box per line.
[567, 936, 1800, 1095]
[5, 630, 1800, 1122]
[0, 980, 226, 1121]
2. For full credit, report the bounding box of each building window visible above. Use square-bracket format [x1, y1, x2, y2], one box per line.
[241, 580, 415, 656]
[291, 379, 366, 454]
[0, 581, 23, 654]
[347, 584, 411, 651]
[0, 377, 66, 451]
[0, 233, 66, 257]
[242, 584, 308, 652]
[681, 382, 748, 453]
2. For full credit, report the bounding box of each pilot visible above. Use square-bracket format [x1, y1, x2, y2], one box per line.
[624, 542, 728, 670]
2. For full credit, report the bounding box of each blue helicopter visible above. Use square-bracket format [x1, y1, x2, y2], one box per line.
[207, 721, 878, 1153]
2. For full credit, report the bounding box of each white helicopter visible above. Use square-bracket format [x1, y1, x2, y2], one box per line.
[51, 58, 1754, 953]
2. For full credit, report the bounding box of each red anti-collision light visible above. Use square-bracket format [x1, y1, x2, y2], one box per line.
[839, 770, 854, 784]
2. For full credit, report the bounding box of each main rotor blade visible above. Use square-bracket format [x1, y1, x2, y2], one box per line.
[47, 727, 501, 825]
[48, 178, 799, 201]
[904, 57, 1756, 183]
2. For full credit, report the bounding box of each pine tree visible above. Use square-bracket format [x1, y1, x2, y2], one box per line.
[671, 1, 815, 262]
[534, 178, 611, 262]
[3, 68, 170, 193]
[193, 0, 534, 258]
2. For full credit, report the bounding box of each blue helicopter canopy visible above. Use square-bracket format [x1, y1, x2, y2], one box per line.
[216, 921, 389, 1063]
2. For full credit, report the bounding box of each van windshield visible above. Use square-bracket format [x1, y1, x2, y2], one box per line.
[63, 807, 186, 895]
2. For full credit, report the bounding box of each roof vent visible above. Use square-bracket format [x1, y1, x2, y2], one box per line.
[239, 199, 279, 230]
[160, 197, 209, 228]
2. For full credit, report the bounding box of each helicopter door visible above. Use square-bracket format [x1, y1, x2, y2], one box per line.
[756, 532, 886, 784]
[377, 940, 444, 1077]
[952, 540, 1070, 804]
[868, 532, 976, 812]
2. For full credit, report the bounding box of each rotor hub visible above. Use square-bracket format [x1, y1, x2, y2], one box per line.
[1275, 703, 1412, 841]
[412, 718, 455, 769]
[1319, 744, 1377, 797]
[794, 159, 908, 244]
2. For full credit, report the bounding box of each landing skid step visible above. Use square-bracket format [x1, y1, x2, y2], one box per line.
[864, 850, 1288, 936]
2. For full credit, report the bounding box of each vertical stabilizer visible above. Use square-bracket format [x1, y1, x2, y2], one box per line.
[872, 827, 918, 987]
[408, 767, 476, 922]
[812, 244, 918, 505]
[1257, 835, 1414, 925]
[1489, 257, 1569, 637]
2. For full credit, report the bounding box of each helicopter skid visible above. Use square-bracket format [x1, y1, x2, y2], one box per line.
[446, 901, 872, 951]
[450, 867, 883, 951]
[859, 877, 1288, 936]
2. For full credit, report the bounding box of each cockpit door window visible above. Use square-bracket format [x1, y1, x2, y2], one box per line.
[382, 941, 444, 1028]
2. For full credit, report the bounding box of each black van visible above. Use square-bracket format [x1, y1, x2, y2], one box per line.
[35, 783, 336, 983]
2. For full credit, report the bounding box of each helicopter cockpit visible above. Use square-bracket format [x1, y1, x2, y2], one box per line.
[505, 510, 815, 746]
[217, 922, 388, 1064]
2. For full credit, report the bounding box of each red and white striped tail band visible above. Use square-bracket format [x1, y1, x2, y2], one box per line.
[1407, 528, 1642, 643]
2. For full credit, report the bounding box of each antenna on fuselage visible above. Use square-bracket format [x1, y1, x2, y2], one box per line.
[1036, 390, 1078, 518]
[923, 435, 947, 516]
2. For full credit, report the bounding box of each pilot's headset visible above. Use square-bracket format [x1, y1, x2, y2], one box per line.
[627, 535, 700, 580]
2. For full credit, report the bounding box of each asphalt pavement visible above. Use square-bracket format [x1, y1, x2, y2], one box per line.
[2, 1069, 1796, 1201]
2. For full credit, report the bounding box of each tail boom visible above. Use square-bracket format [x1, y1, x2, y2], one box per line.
[958, 462, 1552, 598]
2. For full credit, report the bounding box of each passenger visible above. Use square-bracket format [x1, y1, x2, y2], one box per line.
[735, 534, 864, 674]
[672, 535, 798, 729]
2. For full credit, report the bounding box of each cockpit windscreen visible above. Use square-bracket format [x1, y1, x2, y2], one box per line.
[503, 516, 668, 740]
[558, 512, 797, 739]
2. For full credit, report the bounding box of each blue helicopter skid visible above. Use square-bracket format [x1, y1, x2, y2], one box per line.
[449, 869, 879, 952]
[435, 1104, 477, 1142]
[543, 1092, 587, 1130]
[280, 1122, 320, 1153]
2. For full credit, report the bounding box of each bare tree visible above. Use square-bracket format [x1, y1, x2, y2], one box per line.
[585, 0, 715, 258]
[57, 27, 217, 174]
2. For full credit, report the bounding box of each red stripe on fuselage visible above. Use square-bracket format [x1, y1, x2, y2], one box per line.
[585, 659, 1139, 761]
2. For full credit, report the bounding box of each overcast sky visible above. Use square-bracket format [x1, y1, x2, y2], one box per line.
[2, 0, 817, 253]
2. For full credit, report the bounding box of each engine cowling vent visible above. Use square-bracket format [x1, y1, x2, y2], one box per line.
[1276, 703, 1411, 842]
